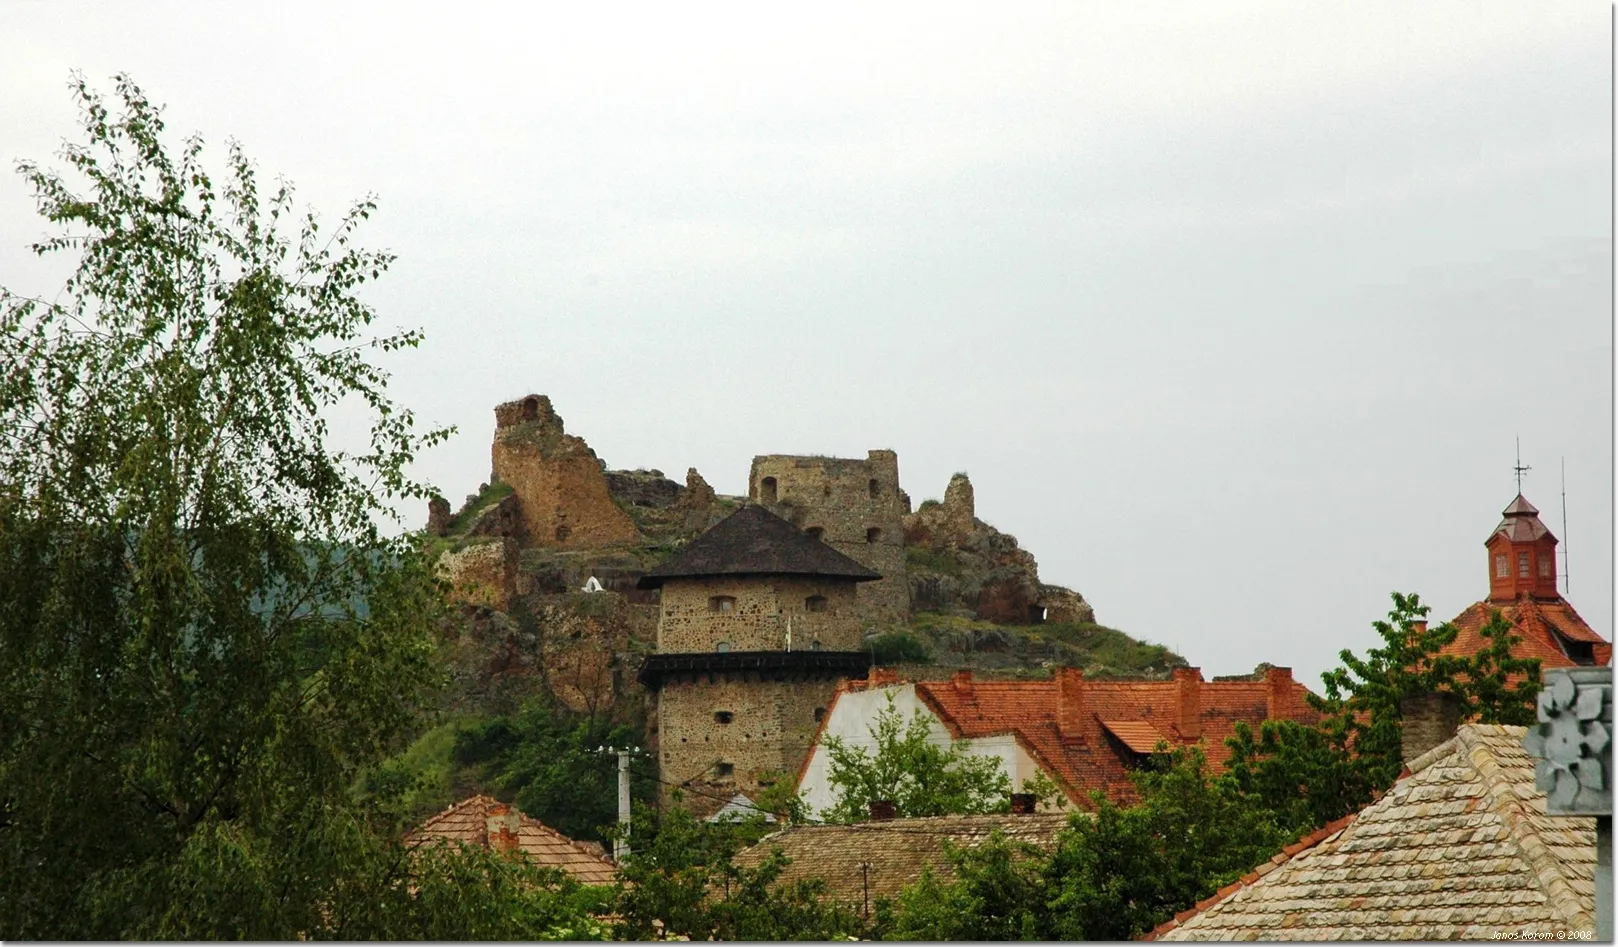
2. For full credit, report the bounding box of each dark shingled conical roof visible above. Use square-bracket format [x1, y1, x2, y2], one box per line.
[637, 504, 882, 589]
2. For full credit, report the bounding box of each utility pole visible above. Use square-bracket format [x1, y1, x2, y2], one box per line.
[597, 744, 639, 863]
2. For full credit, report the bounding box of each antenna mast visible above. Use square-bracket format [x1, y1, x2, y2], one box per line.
[1560, 457, 1569, 595]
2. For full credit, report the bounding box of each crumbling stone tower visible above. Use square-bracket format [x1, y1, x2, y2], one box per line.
[747, 450, 909, 625]
[636, 505, 877, 816]
[490, 394, 640, 549]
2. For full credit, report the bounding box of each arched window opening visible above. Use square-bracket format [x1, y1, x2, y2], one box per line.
[866, 527, 882, 543]
[760, 477, 778, 503]
[805, 595, 828, 613]
[715, 641, 731, 653]
[521, 396, 539, 420]
[805, 526, 825, 542]
[810, 640, 822, 651]
[710, 595, 736, 613]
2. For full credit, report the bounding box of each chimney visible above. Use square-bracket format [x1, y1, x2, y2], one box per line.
[1264, 666, 1295, 720]
[869, 799, 898, 822]
[487, 803, 521, 855]
[1009, 793, 1037, 814]
[1399, 691, 1466, 765]
[1173, 667, 1204, 741]
[1056, 666, 1086, 741]
[868, 667, 898, 687]
[953, 668, 974, 697]
[1412, 620, 1428, 635]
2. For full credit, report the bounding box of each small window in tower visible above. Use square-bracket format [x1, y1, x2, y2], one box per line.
[814, 707, 826, 723]
[866, 527, 882, 543]
[760, 477, 777, 503]
[1539, 556, 1552, 578]
[715, 641, 731, 653]
[710, 596, 736, 613]
[1518, 553, 1530, 578]
[811, 640, 822, 651]
[869, 478, 880, 498]
[714, 711, 734, 725]
[805, 526, 825, 541]
[1496, 555, 1508, 578]
[715, 762, 734, 778]
[805, 595, 828, 613]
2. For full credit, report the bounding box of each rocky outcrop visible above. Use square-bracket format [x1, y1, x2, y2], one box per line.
[465, 492, 526, 542]
[490, 395, 640, 549]
[427, 496, 452, 536]
[673, 467, 718, 534]
[604, 468, 683, 509]
[903, 473, 1095, 626]
[437, 537, 524, 610]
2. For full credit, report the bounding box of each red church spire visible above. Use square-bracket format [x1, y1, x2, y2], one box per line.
[1485, 494, 1560, 603]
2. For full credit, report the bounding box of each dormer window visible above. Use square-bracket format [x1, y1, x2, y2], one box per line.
[1496, 555, 1508, 578]
[1518, 553, 1530, 578]
[710, 596, 736, 613]
[805, 595, 828, 613]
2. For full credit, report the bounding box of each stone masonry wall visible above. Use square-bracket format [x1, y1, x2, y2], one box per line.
[656, 576, 863, 654]
[747, 451, 910, 624]
[489, 395, 640, 550]
[656, 673, 843, 816]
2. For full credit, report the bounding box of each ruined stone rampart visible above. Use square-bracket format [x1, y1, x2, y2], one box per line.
[490, 395, 640, 549]
[748, 451, 910, 624]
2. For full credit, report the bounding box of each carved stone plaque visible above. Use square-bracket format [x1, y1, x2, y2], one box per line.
[1522, 666, 1612, 816]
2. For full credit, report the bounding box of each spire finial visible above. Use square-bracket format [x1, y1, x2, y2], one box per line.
[1513, 436, 1531, 494]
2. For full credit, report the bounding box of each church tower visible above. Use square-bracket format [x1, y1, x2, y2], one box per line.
[636, 505, 879, 816]
[1485, 494, 1560, 602]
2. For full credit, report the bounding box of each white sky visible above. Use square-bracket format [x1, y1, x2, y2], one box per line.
[2, 1, 1611, 689]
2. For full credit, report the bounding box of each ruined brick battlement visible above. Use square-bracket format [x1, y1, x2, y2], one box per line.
[748, 450, 910, 624]
[490, 394, 640, 550]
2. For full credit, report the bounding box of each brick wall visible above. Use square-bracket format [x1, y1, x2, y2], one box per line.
[656, 576, 864, 653]
[747, 451, 910, 623]
[656, 672, 842, 814]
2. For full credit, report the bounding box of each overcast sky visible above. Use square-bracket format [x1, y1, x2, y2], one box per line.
[2, 2, 1611, 689]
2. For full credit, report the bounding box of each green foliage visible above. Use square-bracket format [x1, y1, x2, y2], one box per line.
[1223, 592, 1543, 836]
[451, 699, 655, 844]
[0, 75, 595, 939]
[819, 694, 1012, 822]
[867, 629, 934, 665]
[886, 831, 1046, 941]
[612, 801, 865, 941]
[904, 545, 961, 575]
[1020, 768, 1070, 811]
[365, 717, 485, 821]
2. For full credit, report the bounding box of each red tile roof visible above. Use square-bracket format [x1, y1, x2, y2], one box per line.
[1442, 598, 1611, 669]
[405, 795, 619, 886]
[810, 667, 1319, 807]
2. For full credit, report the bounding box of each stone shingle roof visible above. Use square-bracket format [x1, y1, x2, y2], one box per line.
[1147, 725, 1597, 941]
[404, 794, 619, 886]
[732, 812, 1070, 911]
[637, 504, 881, 589]
[1442, 598, 1610, 669]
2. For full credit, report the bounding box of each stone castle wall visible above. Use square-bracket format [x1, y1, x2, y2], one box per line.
[747, 451, 910, 624]
[489, 395, 640, 549]
[654, 672, 842, 816]
[656, 576, 863, 653]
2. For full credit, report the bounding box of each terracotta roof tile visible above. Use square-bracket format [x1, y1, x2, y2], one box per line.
[1149, 725, 1597, 941]
[1442, 599, 1609, 671]
[405, 794, 619, 886]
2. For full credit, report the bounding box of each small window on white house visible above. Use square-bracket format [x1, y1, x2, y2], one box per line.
[805, 595, 828, 613]
[1540, 556, 1552, 578]
[1518, 553, 1530, 578]
[710, 596, 736, 613]
[1496, 555, 1509, 578]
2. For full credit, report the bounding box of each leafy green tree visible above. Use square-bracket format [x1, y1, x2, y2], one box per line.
[885, 830, 1046, 941]
[611, 799, 865, 941]
[448, 699, 656, 843]
[0, 74, 591, 939]
[1224, 592, 1542, 835]
[868, 629, 934, 665]
[819, 693, 1013, 822]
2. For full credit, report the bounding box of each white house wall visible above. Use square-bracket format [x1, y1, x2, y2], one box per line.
[797, 683, 1056, 818]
